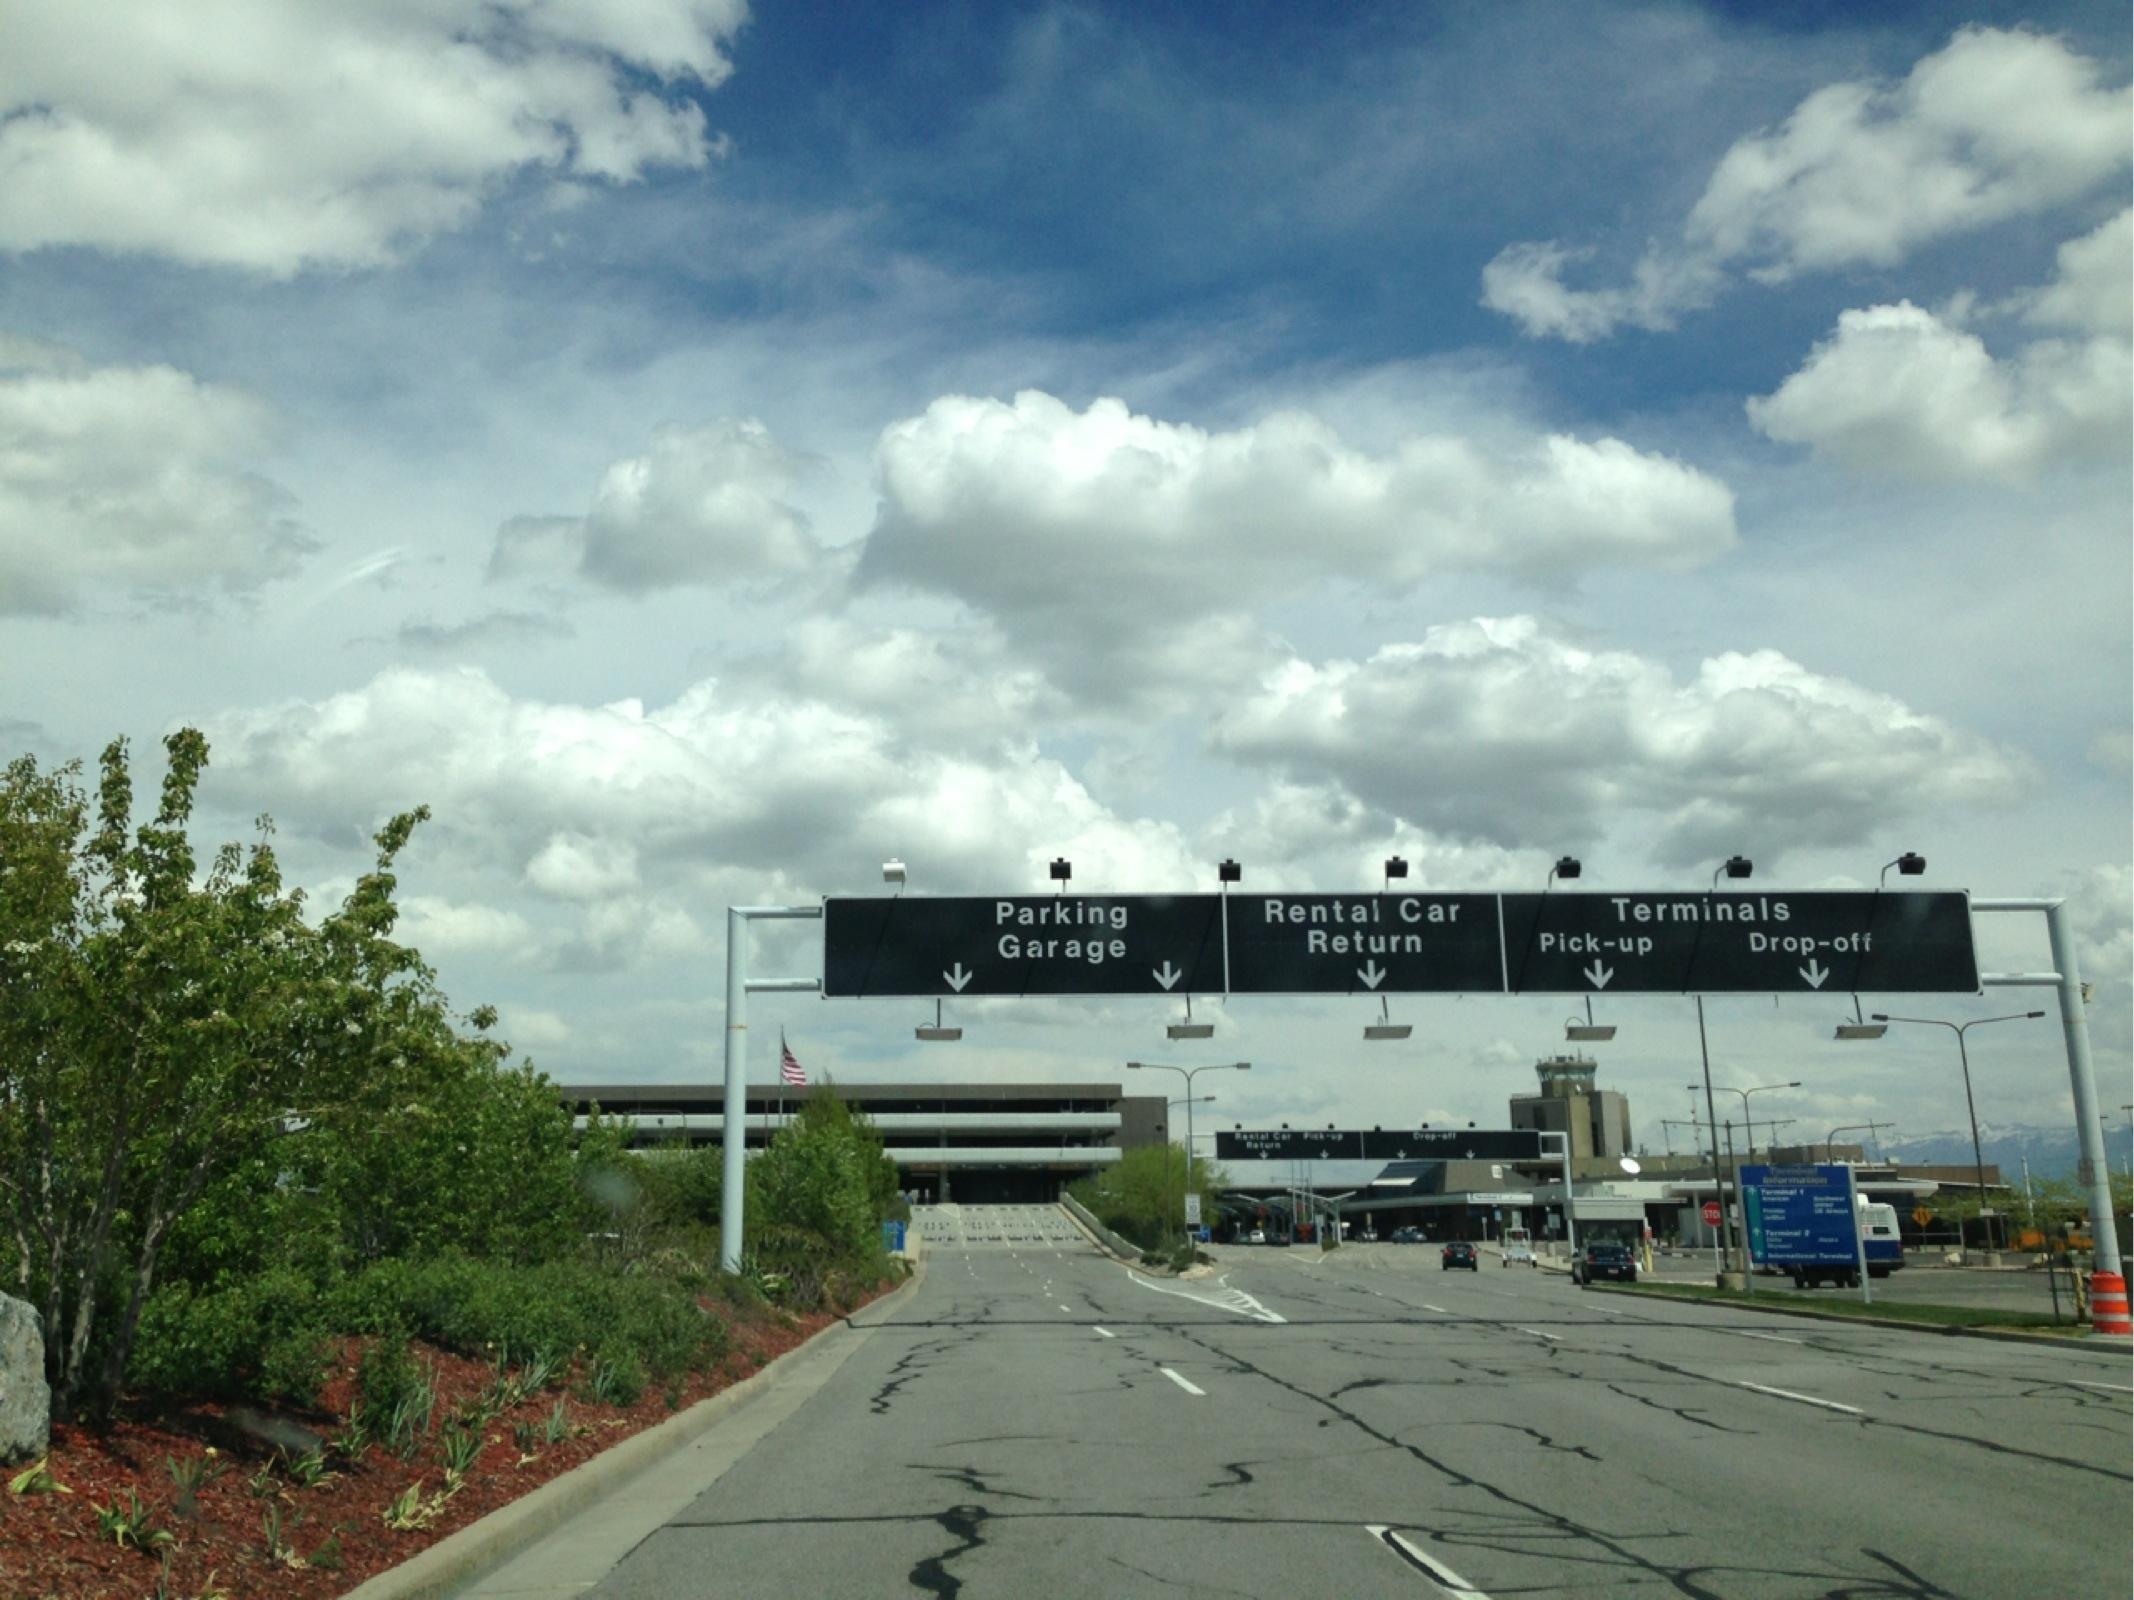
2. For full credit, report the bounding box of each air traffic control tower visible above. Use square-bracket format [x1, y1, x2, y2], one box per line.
[1508, 1055, 1633, 1173]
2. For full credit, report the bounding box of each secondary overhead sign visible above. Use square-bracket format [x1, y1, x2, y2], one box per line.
[1215, 1129, 1542, 1162]
[820, 890, 1978, 997]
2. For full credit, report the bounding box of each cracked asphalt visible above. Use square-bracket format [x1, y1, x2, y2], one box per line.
[524, 1207, 2131, 1599]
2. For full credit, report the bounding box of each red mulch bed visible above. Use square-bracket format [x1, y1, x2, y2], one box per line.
[2, 1283, 891, 1599]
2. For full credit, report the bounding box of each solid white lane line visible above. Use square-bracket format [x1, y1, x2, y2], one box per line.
[1736, 1381, 1862, 1415]
[1160, 1367, 1206, 1396]
[1366, 1526, 1492, 1596]
[2071, 1380, 2134, 1393]
[1514, 1326, 1560, 1342]
[1093, 1327, 1116, 1338]
[1727, 1330, 1805, 1345]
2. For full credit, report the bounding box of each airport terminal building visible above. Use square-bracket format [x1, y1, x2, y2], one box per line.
[558, 1081, 1168, 1205]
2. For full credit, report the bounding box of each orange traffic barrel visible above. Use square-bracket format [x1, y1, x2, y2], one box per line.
[2090, 1271, 2132, 1337]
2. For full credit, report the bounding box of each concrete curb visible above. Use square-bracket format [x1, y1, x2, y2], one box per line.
[339, 1259, 928, 1600]
[1586, 1281, 2128, 1351]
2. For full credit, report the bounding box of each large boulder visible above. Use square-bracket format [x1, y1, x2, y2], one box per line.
[0, 1293, 51, 1465]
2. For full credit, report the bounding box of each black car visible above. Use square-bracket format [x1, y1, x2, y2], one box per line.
[1440, 1241, 1478, 1270]
[1389, 1226, 1425, 1244]
[1571, 1241, 1637, 1285]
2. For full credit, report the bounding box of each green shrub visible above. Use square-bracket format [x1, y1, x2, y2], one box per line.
[127, 1269, 331, 1406]
[356, 1331, 424, 1421]
[332, 1253, 726, 1381]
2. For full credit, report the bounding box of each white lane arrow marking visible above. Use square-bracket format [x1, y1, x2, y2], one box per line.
[944, 963, 973, 992]
[1153, 961, 1181, 990]
[1357, 960, 1385, 989]
[1799, 959, 1829, 989]
[1584, 961, 1614, 989]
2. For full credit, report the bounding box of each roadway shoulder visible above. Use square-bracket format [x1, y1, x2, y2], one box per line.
[1587, 1280, 2125, 1351]
[339, 1257, 929, 1600]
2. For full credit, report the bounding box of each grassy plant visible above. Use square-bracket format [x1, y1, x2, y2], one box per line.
[382, 1481, 446, 1531]
[511, 1417, 540, 1455]
[8, 1458, 69, 1495]
[439, 1422, 482, 1477]
[261, 1504, 305, 1568]
[95, 1489, 174, 1552]
[542, 1399, 573, 1444]
[245, 1460, 281, 1500]
[309, 1534, 344, 1572]
[331, 1401, 370, 1460]
[166, 1449, 224, 1517]
[153, 1554, 231, 1600]
[585, 1349, 645, 1407]
[378, 1360, 437, 1461]
[286, 1446, 331, 1488]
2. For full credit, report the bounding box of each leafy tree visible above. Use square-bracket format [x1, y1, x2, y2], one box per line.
[1069, 1143, 1228, 1244]
[0, 731, 458, 1418]
[746, 1087, 900, 1260]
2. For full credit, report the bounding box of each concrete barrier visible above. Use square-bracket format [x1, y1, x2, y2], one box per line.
[1059, 1194, 1142, 1263]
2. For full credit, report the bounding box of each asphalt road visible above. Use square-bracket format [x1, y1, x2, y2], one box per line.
[482, 1204, 2133, 1599]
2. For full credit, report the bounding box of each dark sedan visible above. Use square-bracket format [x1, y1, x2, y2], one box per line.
[1440, 1241, 1478, 1270]
[1571, 1241, 1638, 1285]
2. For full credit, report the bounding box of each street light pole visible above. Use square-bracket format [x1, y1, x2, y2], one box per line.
[1694, 997, 1730, 1279]
[1873, 1011, 2044, 1258]
[1825, 1121, 1892, 1162]
[1129, 1061, 1250, 1236]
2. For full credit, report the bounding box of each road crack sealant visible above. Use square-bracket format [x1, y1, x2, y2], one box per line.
[1594, 1346, 2133, 1484]
[1157, 1322, 1979, 1600]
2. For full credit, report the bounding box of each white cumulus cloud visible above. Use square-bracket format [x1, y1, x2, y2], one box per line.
[204, 664, 1205, 954]
[490, 418, 817, 592]
[1748, 213, 2133, 483]
[1485, 28, 2131, 340]
[1211, 616, 2034, 865]
[0, 0, 747, 274]
[0, 338, 307, 613]
[856, 390, 1735, 703]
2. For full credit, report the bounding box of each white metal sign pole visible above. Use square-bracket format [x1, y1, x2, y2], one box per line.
[721, 904, 824, 1275]
[1976, 899, 2124, 1283]
[1846, 1163, 1872, 1306]
[1546, 1131, 1578, 1258]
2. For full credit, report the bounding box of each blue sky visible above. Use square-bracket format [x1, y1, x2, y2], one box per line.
[1, 1, 2128, 1154]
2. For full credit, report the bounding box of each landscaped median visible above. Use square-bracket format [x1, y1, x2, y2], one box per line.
[4, 1264, 909, 1600]
[1590, 1277, 2099, 1340]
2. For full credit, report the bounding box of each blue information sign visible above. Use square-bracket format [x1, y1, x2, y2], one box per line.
[1741, 1163, 1855, 1266]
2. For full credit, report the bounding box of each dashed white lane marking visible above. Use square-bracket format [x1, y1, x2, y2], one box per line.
[2071, 1380, 2134, 1394]
[1366, 1526, 1491, 1596]
[1727, 1330, 1805, 1345]
[1094, 1327, 1116, 1338]
[1058, 1303, 1074, 1314]
[1420, 1304, 1449, 1315]
[1513, 1326, 1560, 1342]
[1735, 1381, 1862, 1415]
[1160, 1367, 1206, 1396]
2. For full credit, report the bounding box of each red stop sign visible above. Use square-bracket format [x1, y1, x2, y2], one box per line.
[1701, 1200, 1723, 1227]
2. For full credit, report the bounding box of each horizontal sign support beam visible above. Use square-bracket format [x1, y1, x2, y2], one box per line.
[822, 890, 1979, 998]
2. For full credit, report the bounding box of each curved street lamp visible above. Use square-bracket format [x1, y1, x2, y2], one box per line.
[1872, 1011, 2044, 1255]
[1129, 1061, 1250, 1231]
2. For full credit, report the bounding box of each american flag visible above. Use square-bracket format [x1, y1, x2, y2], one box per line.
[778, 1037, 808, 1088]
